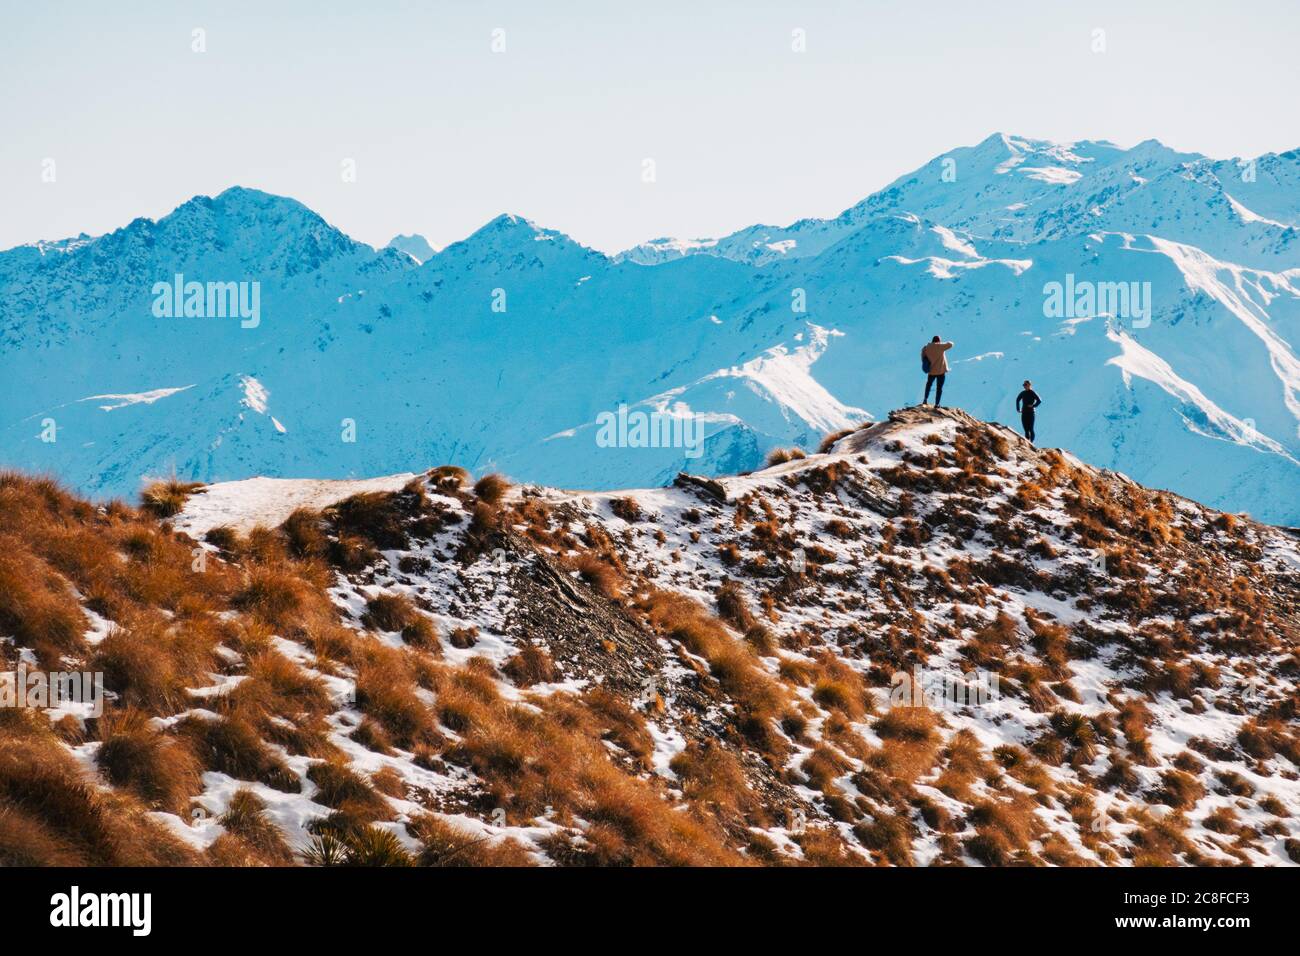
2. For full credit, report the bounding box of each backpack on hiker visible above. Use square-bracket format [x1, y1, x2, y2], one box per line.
[921, 345, 931, 374]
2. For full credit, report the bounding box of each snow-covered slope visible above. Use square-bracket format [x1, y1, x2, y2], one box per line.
[1, 137, 1298, 524]
[8, 407, 1298, 867]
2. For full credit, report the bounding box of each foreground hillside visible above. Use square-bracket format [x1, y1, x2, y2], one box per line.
[2, 407, 1298, 866]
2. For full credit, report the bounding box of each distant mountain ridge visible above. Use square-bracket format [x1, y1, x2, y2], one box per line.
[385, 234, 436, 264]
[1, 133, 1298, 523]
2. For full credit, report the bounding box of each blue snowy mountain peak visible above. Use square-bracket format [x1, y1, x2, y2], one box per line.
[1, 134, 1298, 524]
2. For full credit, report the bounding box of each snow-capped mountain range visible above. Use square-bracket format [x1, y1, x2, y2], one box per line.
[2, 133, 1298, 523]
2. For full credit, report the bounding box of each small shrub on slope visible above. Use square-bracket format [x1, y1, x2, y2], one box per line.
[473, 473, 510, 506]
[140, 478, 205, 518]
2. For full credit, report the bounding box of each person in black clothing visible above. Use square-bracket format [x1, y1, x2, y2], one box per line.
[1016, 380, 1041, 442]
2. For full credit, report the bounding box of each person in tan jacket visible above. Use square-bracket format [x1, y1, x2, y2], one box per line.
[921, 336, 954, 406]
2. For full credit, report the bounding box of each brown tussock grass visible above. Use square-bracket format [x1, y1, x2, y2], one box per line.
[306, 760, 394, 822]
[361, 592, 439, 649]
[421, 654, 745, 864]
[870, 706, 941, 782]
[217, 788, 295, 865]
[0, 709, 197, 865]
[854, 811, 915, 865]
[765, 447, 807, 467]
[325, 492, 413, 551]
[502, 644, 561, 687]
[95, 706, 202, 815]
[0, 540, 89, 664]
[140, 478, 205, 518]
[473, 473, 510, 506]
[641, 589, 792, 760]
[177, 714, 299, 793]
[94, 617, 217, 715]
[569, 552, 625, 600]
[610, 496, 643, 523]
[671, 740, 768, 826]
[409, 814, 534, 866]
[818, 428, 856, 454]
[354, 644, 440, 748]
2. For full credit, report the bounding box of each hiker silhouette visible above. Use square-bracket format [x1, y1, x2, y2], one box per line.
[1016, 380, 1042, 442]
[921, 336, 953, 407]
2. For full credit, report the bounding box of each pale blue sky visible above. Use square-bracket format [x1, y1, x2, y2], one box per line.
[3, 0, 1297, 254]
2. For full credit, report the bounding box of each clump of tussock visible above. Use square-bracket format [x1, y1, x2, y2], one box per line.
[818, 427, 858, 454]
[473, 473, 510, 506]
[361, 592, 439, 649]
[580, 687, 655, 770]
[765, 447, 806, 468]
[280, 508, 330, 559]
[1152, 769, 1205, 809]
[202, 524, 240, 552]
[854, 811, 915, 866]
[140, 478, 205, 518]
[0, 713, 197, 866]
[808, 652, 872, 721]
[0, 544, 89, 663]
[305, 760, 394, 822]
[354, 645, 440, 748]
[610, 496, 643, 523]
[93, 618, 215, 715]
[456, 502, 503, 563]
[670, 741, 767, 827]
[501, 644, 561, 687]
[715, 578, 757, 632]
[427, 465, 470, 492]
[243, 649, 333, 718]
[325, 491, 412, 551]
[233, 563, 311, 631]
[965, 798, 1041, 866]
[95, 707, 201, 814]
[409, 814, 534, 867]
[640, 589, 791, 760]
[427, 658, 743, 865]
[873, 706, 939, 744]
[570, 552, 625, 600]
[177, 715, 300, 793]
[218, 788, 295, 864]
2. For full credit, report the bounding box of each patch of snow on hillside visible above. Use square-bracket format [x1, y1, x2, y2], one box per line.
[240, 375, 270, 414]
[885, 255, 1032, 279]
[1020, 166, 1083, 185]
[1106, 327, 1294, 459]
[931, 225, 978, 258]
[705, 325, 868, 432]
[1150, 237, 1300, 430]
[1224, 193, 1289, 228]
[81, 385, 195, 411]
[175, 472, 419, 536]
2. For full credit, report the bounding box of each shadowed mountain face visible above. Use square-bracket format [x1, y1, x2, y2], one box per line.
[2, 134, 1298, 523]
